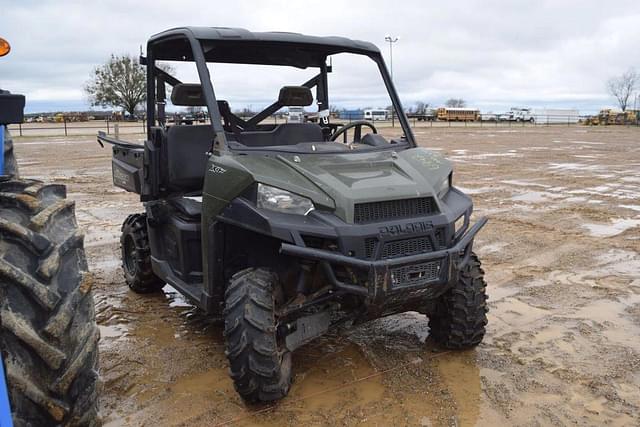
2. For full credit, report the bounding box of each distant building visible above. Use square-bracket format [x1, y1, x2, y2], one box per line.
[338, 109, 364, 120]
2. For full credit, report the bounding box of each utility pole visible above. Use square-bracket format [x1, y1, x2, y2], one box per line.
[384, 35, 399, 127]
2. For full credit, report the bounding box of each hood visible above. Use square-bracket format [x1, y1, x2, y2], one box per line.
[229, 147, 452, 223]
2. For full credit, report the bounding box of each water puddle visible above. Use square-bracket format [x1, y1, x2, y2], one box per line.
[511, 191, 564, 203]
[99, 324, 129, 339]
[500, 179, 551, 188]
[478, 241, 509, 255]
[620, 176, 640, 183]
[568, 140, 605, 145]
[548, 162, 604, 172]
[455, 185, 494, 194]
[594, 249, 640, 277]
[492, 297, 551, 327]
[582, 218, 640, 237]
[619, 204, 640, 212]
[450, 152, 522, 161]
[565, 196, 588, 203]
[163, 285, 193, 308]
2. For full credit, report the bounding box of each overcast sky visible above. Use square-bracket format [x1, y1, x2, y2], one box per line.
[1, 0, 639, 114]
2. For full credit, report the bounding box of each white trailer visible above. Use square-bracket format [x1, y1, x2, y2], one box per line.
[363, 109, 388, 121]
[532, 109, 580, 124]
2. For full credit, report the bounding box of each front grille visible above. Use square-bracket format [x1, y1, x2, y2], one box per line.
[390, 261, 441, 289]
[364, 238, 377, 259]
[382, 236, 434, 259]
[364, 227, 446, 259]
[354, 197, 438, 224]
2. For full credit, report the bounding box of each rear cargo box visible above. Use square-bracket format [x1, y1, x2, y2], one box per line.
[112, 145, 144, 194]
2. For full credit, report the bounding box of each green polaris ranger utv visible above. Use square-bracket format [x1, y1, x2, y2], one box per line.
[101, 27, 488, 403]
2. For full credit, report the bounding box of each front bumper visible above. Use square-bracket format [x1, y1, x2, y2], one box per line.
[280, 216, 487, 302]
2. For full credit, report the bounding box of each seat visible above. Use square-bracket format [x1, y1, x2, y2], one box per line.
[166, 125, 214, 192]
[169, 196, 202, 219]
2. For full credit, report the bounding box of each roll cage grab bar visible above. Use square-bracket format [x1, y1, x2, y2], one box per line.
[142, 32, 416, 150]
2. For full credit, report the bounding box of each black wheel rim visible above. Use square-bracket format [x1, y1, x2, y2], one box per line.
[123, 235, 137, 274]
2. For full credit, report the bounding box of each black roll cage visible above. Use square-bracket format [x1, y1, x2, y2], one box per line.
[144, 28, 416, 150]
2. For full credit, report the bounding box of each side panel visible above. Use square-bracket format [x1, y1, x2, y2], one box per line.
[146, 204, 204, 306]
[201, 153, 255, 312]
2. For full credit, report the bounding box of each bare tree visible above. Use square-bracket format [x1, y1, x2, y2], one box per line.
[445, 98, 466, 108]
[414, 101, 430, 113]
[607, 68, 637, 111]
[85, 55, 145, 117]
[85, 54, 173, 116]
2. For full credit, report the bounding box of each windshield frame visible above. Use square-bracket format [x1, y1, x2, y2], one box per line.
[145, 29, 416, 151]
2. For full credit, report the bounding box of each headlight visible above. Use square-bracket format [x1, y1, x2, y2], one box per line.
[437, 173, 452, 198]
[257, 183, 315, 215]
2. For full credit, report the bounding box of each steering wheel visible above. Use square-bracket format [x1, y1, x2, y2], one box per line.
[330, 120, 377, 144]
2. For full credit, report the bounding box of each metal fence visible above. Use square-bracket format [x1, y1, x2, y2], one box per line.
[7, 118, 147, 137]
[6, 116, 287, 137]
[7, 114, 639, 137]
[339, 113, 640, 128]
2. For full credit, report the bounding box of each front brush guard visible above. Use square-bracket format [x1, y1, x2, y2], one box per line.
[280, 217, 488, 299]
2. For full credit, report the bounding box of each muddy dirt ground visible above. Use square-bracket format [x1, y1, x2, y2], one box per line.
[13, 126, 640, 426]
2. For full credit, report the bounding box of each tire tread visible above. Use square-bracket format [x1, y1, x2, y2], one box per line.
[223, 268, 291, 402]
[0, 179, 100, 426]
[428, 253, 488, 349]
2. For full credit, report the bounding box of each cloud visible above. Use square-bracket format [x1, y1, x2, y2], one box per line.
[0, 0, 639, 113]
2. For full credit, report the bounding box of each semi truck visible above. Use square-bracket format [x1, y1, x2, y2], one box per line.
[498, 108, 535, 123]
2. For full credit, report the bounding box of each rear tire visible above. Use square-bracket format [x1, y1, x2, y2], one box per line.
[0, 179, 100, 426]
[120, 213, 164, 294]
[428, 253, 488, 349]
[3, 127, 19, 178]
[223, 268, 292, 403]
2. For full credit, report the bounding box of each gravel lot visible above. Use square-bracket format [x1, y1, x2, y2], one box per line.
[12, 125, 640, 426]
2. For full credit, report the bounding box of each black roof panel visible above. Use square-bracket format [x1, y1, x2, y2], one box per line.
[148, 27, 381, 67]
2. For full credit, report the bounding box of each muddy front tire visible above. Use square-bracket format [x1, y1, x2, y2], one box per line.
[223, 268, 292, 403]
[428, 253, 488, 349]
[0, 179, 100, 426]
[3, 127, 19, 178]
[120, 213, 164, 294]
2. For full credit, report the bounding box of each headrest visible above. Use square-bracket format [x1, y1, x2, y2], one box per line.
[278, 86, 313, 106]
[171, 83, 206, 106]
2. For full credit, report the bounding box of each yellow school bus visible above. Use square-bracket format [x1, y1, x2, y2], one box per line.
[436, 107, 480, 121]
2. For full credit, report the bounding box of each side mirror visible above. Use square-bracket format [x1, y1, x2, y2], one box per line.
[278, 86, 313, 107]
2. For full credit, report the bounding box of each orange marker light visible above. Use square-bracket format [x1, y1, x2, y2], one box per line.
[0, 38, 11, 57]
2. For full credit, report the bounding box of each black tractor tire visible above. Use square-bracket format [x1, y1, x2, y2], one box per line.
[3, 127, 19, 178]
[428, 253, 488, 349]
[0, 179, 100, 426]
[223, 268, 292, 403]
[120, 213, 164, 294]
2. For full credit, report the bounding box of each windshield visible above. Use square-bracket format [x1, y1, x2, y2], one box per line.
[159, 50, 408, 153]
